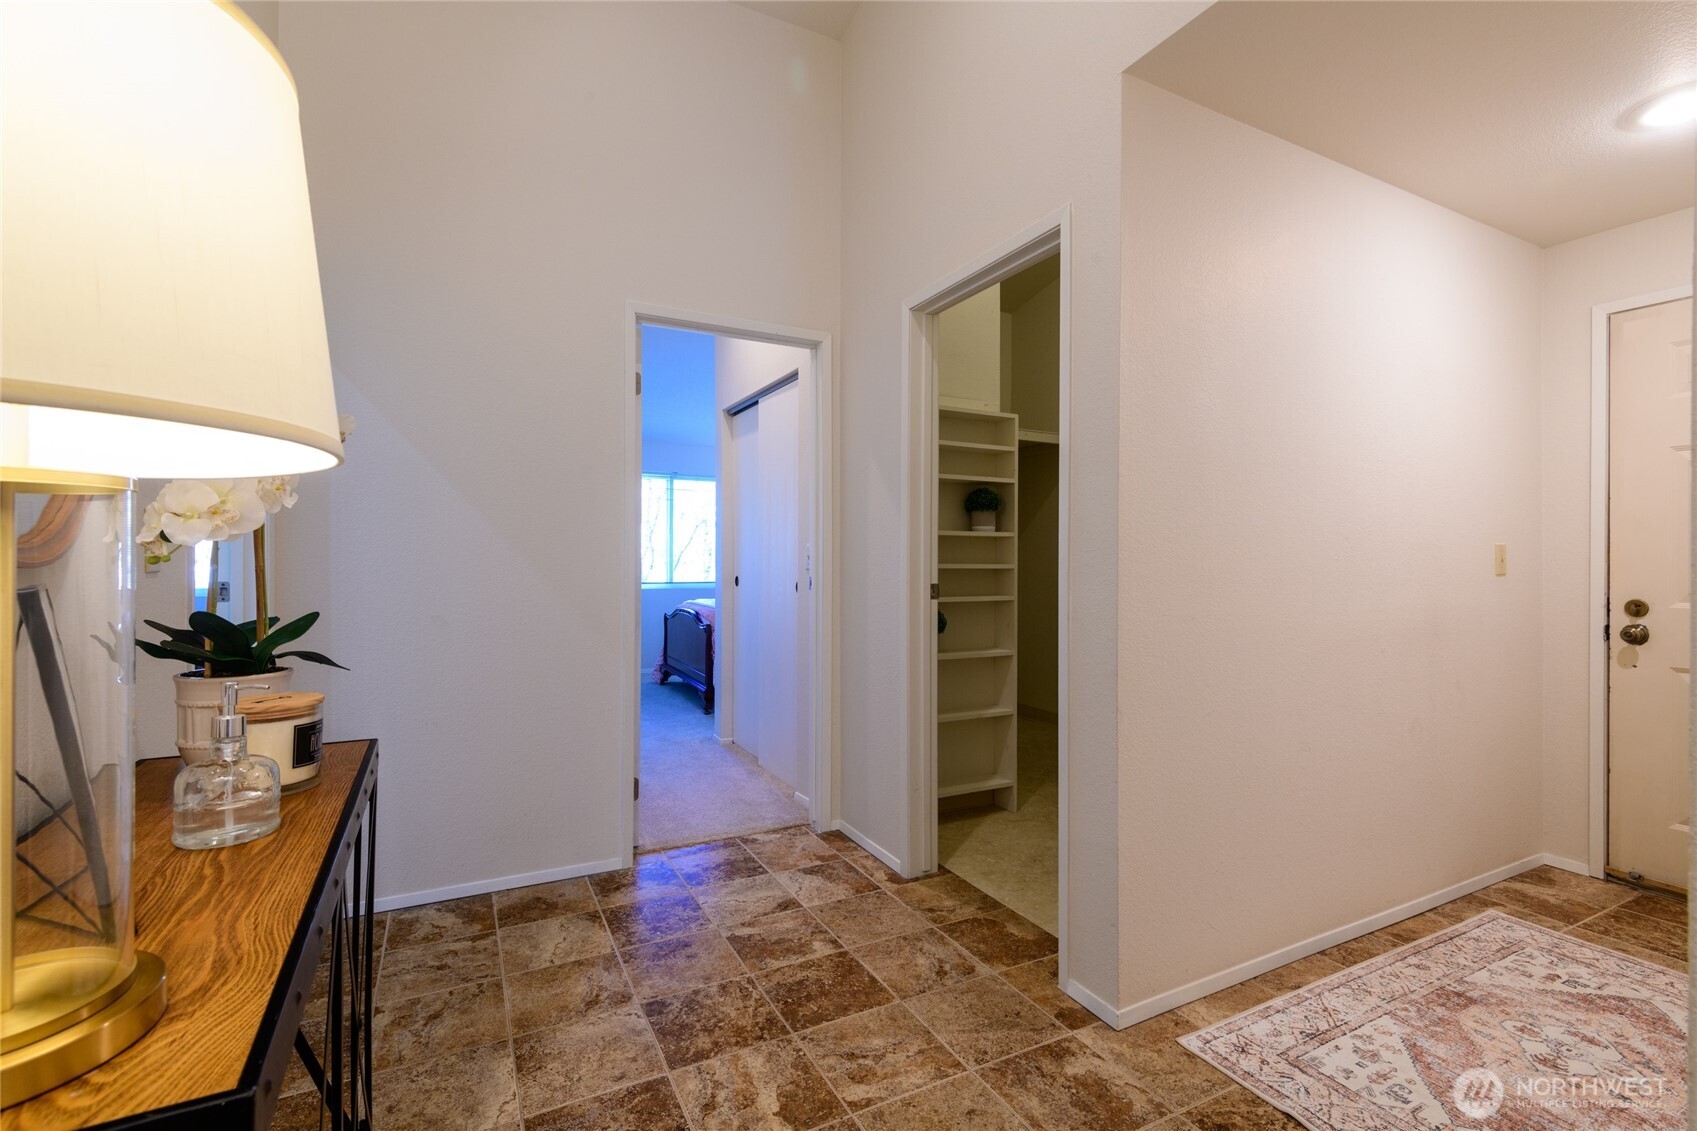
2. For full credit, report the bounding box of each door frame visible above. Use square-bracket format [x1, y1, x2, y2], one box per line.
[902, 208, 1071, 974]
[622, 302, 836, 862]
[1586, 284, 1693, 879]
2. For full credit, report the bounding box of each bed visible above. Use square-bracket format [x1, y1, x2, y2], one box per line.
[655, 597, 715, 713]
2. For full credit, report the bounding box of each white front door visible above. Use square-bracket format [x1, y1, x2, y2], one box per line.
[1607, 297, 1692, 891]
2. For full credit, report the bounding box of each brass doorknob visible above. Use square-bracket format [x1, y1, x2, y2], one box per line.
[1620, 623, 1650, 646]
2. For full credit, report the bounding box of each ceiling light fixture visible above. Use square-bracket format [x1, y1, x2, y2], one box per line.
[1633, 83, 1697, 130]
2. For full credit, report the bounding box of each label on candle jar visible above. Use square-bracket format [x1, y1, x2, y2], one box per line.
[293, 718, 324, 770]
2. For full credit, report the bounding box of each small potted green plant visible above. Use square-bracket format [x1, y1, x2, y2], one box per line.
[133, 465, 352, 764]
[964, 486, 1003, 532]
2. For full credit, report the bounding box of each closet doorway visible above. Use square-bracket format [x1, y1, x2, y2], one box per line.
[910, 220, 1068, 949]
[622, 306, 835, 860]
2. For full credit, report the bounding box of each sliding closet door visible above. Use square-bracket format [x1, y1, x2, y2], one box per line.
[731, 405, 762, 761]
[727, 385, 804, 796]
[757, 383, 803, 797]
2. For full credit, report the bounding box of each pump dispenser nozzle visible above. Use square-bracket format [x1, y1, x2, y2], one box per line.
[212, 681, 268, 743]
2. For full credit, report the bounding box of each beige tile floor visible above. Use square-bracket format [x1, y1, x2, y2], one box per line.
[275, 840, 1684, 1131]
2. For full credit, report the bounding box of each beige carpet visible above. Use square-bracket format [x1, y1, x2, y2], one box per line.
[937, 713, 1059, 934]
[637, 680, 807, 851]
[1183, 911, 1688, 1130]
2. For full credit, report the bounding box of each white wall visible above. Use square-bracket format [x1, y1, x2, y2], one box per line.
[1120, 79, 1546, 1010]
[838, 0, 1207, 1012]
[936, 285, 1003, 410]
[133, 516, 194, 762]
[1011, 280, 1061, 713]
[1017, 445, 1059, 715]
[1537, 208, 1694, 865]
[1011, 278, 1061, 434]
[273, 1, 840, 905]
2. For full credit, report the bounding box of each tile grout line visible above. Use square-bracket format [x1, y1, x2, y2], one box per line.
[650, 829, 999, 1128]
[671, 833, 867, 1128]
[592, 856, 699, 1128]
[740, 833, 1023, 1131]
[734, 831, 889, 1127]
[487, 893, 526, 1130]
[605, 831, 857, 1127]
[378, 828, 1055, 1128]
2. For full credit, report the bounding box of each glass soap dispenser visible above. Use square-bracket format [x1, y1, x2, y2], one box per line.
[172, 681, 283, 850]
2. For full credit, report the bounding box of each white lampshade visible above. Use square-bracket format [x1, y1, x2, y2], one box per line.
[0, 1, 343, 480]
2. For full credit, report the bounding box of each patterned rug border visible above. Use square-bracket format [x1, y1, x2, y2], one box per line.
[1178, 910, 1689, 1131]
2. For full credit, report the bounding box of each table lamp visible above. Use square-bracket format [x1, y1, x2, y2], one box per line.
[1, 1, 343, 1103]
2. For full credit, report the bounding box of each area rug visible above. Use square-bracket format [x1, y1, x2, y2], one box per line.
[1181, 911, 1687, 1130]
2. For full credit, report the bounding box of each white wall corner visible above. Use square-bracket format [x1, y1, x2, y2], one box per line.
[1103, 855, 1551, 1029]
[1538, 853, 1591, 877]
[832, 819, 906, 875]
[1063, 978, 1122, 1028]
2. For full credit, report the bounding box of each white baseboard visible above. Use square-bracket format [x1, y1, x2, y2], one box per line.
[374, 856, 625, 914]
[832, 819, 905, 875]
[1107, 853, 1551, 1029]
[1538, 852, 1591, 877]
[1064, 978, 1121, 1028]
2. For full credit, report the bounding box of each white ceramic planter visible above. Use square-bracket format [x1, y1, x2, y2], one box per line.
[968, 511, 998, 532]
[174, 667, 293, 764]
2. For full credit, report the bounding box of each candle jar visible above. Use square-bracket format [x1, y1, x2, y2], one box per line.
[237, 692, 325, 793]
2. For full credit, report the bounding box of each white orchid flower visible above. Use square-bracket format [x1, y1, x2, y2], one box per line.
[144, 480, 219, 544]
[201, 479, 267, 540]
[255, 475, 300, 514]
[139, 535, 176, 564]
[134, 479, 265, 551]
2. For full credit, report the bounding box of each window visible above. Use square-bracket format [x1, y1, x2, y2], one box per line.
[641, 474, 716, 584]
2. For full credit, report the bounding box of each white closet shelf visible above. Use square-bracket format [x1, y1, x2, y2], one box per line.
[939, 440, 1016, 453]
[940, 405, 1017, 420]
[938, 563, 1014, 570]
[1017, 429, 1060, 446]
[938, 530, 1013, 538]
[938, 474, 1016, 483]
[937, 596, 1014, 604]
[938, 649, 1014, 661]
[937, 776, 1016, 798]
[938, 707, 1016, 723]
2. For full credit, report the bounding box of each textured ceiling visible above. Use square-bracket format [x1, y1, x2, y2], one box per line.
[1128, 1, 1697, 247]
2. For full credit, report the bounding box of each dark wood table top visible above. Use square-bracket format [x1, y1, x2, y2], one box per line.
[5, 740, 377, 1131]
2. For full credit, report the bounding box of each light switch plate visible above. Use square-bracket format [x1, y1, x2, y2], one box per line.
[1494, 543, 1508, 577]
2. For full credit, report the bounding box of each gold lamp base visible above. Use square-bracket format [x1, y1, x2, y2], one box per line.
[0, 951, 166, 1107]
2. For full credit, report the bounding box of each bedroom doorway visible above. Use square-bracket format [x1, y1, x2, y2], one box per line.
[625, 307, 834, 856]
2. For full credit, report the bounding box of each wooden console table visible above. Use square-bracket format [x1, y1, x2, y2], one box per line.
[4, 740, 379, 1131]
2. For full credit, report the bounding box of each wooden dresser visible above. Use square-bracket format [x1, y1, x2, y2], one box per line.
[4, 740, 379, 1131]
